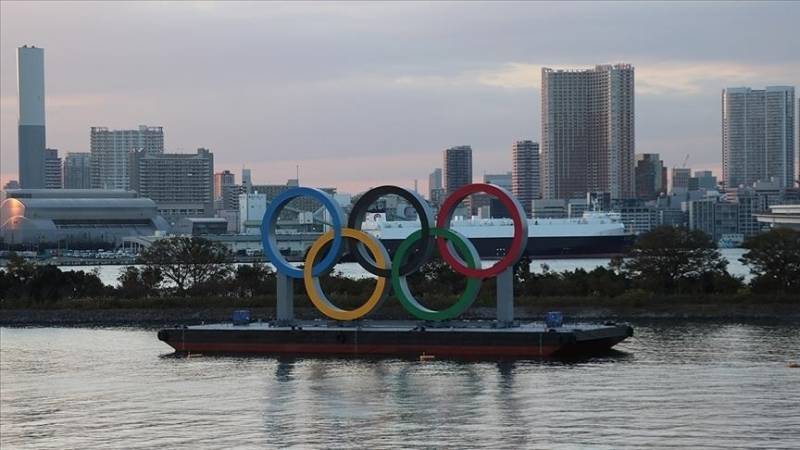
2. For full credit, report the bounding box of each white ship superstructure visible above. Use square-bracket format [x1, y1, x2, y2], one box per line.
[361, 211, 632, 258]
[362, 212, 628, 240]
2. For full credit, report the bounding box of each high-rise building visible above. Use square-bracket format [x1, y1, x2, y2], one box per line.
[671, 168, 691, 193]
[129, 148, 214, 221]
[214, 170, 239, 211]
[221, 184, 243, 211]
[427, 169, 444, 207]
[63, 152, 92, 189]
[481, 171, 513, 218]
[484, 172, 512, 190]
[694, 170, 718, 191]
[17, 46, 46, 188]
[44, 148, 62, 189]
[443, 146, 472, 195]
[722, 86, 796, 189]
[428, 168, 442, 198]
[241, 168, 253, 194]
[214, 170, 235, 202]
[541, 64, 635, 200]
[90, 125, 164, 190]
[634, 154, 665, 199]
[512, 140, 540, 217]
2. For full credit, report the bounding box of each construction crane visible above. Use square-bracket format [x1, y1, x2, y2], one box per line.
[682, 154, 690, 168]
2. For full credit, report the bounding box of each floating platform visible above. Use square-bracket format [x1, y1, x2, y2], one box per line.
[157, 320, 633, 359]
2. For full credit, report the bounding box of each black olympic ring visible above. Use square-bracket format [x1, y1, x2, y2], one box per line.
[347, 185, 435, 278]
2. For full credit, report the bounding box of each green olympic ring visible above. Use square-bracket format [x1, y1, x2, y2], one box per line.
[391, 227, 482, 321]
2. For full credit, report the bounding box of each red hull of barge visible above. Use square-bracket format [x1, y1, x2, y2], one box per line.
[158, 322, 633, 359]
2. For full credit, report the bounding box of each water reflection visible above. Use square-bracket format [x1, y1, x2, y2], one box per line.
[2, 324, 799, 449]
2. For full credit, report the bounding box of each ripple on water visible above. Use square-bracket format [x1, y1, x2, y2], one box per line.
[1, 323, 799, 449]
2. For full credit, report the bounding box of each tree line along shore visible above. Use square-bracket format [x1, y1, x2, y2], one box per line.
[1, 227, 798, 323]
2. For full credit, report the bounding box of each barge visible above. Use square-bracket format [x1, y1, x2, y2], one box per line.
[157, 320, 633, 359]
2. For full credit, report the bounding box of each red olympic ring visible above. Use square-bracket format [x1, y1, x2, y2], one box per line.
[436, 183, 528, 279]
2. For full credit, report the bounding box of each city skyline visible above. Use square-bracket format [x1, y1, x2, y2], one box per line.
[1, 2, 799, 195]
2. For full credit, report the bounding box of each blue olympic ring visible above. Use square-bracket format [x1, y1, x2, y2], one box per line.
[260, 187, 345, 278]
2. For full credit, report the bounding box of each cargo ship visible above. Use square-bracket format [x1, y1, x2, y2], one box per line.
[157, 320, 633, 359]
[361, 212, 634, 259]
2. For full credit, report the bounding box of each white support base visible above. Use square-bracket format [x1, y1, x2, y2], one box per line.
[496, 267, 514, 326]
[276, 273, 294, 323]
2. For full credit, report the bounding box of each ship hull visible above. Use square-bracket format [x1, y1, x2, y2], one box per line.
[380, 234, 634, 259]
[158, 322, 633, 359]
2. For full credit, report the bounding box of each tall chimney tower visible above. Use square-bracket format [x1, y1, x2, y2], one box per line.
[17, 45, 46, 188]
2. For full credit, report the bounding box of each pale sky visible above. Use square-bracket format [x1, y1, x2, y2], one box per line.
[1, 1, 798, 194]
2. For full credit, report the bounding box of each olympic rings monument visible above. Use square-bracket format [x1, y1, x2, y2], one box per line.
[158, 183, 633, 358]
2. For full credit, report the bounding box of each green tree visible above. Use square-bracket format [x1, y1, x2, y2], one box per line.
[741, 228, 800, 293]
[1, 255, 107, 302]
[622, 226, 733, 294]
[138, 237, 231, 294]
[117, 266, 163, 298]
[5, 252, 35, 285]
[233, 263, 274, 297]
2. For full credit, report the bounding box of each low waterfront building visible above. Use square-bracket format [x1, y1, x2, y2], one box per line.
[239, 192, 267, 234]
[1, 189, 168, 247]
[686, 180, 790, 241]
[618, 205, 656, 234]
[755, 205, 800, 230]
[173, 217, 228, 236]
[215, 209, 240, 233]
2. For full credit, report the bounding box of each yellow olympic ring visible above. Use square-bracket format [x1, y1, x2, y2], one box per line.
[303, 228, 390, 321]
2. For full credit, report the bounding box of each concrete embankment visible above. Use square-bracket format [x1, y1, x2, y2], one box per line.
[2, 304, 799, 326]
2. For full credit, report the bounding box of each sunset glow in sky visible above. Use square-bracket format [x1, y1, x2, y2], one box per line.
[1, 1, 798, 193]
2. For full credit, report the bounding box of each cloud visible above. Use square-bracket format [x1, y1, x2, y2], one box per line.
[470, 61, 800, 95]
[477, 63, 540, 89]
[636, 62, 800, 95]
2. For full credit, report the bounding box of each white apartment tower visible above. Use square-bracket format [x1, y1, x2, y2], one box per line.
[722, 86, 795, 189]
[541, 64, 635, 200]
[90, 125, 164, 189]
[511, 140, 540, 217]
